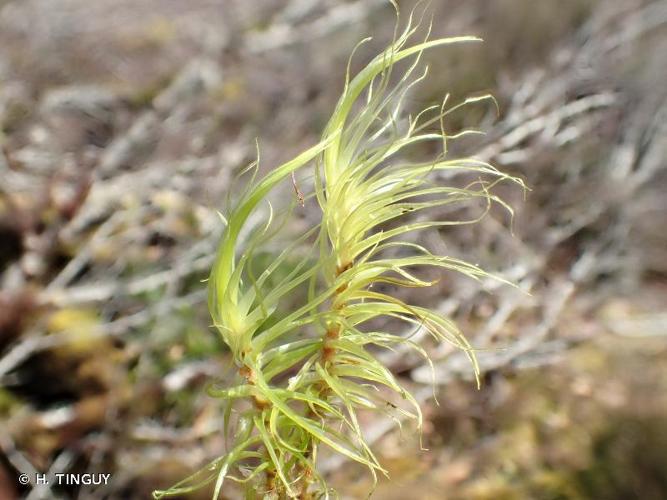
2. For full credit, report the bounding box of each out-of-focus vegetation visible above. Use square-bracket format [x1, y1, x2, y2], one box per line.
[1, 0, 665, 499]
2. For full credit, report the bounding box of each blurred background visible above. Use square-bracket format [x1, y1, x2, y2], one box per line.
[1, 0, 666, 498]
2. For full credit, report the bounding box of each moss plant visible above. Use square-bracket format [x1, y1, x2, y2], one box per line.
[154, 9, 524, 500]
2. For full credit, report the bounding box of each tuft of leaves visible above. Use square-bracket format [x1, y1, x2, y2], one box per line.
[155, 8, 524, 500]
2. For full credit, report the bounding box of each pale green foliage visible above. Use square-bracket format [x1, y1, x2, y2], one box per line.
[154, 10, 524, 500]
